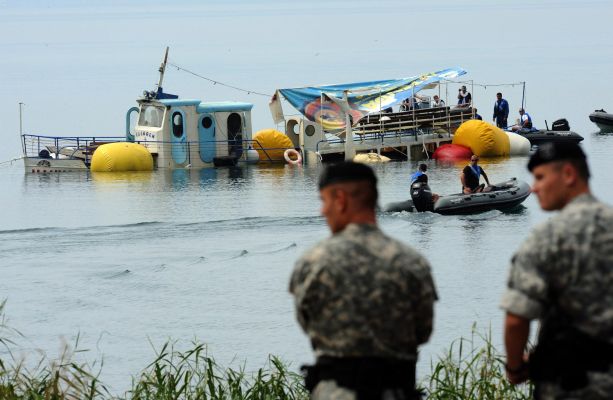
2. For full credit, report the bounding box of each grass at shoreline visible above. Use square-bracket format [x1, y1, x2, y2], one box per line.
[1, 302, 531, 399]
[421, 325, 532, 399]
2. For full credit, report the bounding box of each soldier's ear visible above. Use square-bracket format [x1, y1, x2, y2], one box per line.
[335, 189, 349, 212]
[561, 162, 578, 186]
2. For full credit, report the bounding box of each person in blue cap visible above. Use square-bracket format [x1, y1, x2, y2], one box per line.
[501, 142, 613, 399]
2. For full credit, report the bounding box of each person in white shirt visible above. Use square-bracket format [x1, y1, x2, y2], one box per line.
[511, 108, 534, 131]
[432, 95, 445, 108]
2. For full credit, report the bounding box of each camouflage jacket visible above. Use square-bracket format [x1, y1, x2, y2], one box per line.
[501, 193, 613, 399]
[290, 223, 437, 361]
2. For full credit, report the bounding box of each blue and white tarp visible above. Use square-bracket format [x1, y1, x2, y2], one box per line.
[270, 67, 466, 130]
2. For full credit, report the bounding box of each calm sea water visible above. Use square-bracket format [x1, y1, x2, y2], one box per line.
[2, 126, 613, 391]
[2, 0, 613, 394]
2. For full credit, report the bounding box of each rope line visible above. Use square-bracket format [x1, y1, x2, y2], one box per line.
[167, 61, 270, 97]
[166, 62, 524, 99]
[0, 156, 22, 167]
[442, 79, 525, 89]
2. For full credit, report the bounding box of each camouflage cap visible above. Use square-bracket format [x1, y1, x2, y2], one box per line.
[527, 142, 587, 172]
[318, 161, 377, 190]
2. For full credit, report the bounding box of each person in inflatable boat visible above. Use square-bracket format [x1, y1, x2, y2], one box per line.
[461, 156, 491, 194]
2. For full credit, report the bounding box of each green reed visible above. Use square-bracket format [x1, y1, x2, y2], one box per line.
[1, 301, 532, 400]
[421, 324, 533, 399]
[0, 300, 108, 399]
[126, 340, 307, 400]
[0, 300, 306, 400]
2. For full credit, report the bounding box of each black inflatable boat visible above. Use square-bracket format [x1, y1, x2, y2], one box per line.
[383, 178, 531, 215]
[589, 109, 613, 131]
[513, 118, 583, 145]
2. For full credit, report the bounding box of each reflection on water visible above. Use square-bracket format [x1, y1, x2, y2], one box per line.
[227, 166, 245, 181]
[91, 171, 153, 184]
[164, 167, 251, 189]
[198, 168, 217, 185]
[22, 170, 89, 187]
[170, 169, 190, 190]
[167, 166, 252, 189]
[501, 204, 529, 215]
[412, 215, 434, 247]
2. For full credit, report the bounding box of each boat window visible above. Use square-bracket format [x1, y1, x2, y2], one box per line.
[202, 116, 213, 129]
[305, 125, 316, 136]
[172, 112, 184, 138]
[138, 105, 165, 128]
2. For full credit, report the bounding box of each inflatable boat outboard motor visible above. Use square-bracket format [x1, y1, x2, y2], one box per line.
[551, 118, 570, 131]
[410, 182, 434, 212]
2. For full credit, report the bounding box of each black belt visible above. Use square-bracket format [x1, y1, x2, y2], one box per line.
[529, 327, 613, 392]
[301, 356, 421, 400]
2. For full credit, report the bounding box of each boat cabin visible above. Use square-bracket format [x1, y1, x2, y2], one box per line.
[129, 98, 254, 168]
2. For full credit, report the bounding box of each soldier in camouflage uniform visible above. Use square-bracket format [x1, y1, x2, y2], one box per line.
[500, 142, 613, 399]
[289, 162, 437, 400]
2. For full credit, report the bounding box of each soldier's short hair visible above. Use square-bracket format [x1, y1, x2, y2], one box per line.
[528, 142, 590, 180]
[318, 162, 378, 207]
[419, 163, 427, 172]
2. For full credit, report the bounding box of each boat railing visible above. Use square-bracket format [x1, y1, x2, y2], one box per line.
[22, 134, 296, 165]
[315, 127, 445, 154]
[135, 138, 281, 163]
[22, 134, 127, 164]
[353, 106, 474, 136]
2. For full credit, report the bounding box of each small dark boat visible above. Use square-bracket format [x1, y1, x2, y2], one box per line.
[513, 118, 583, 145]
[383, 178, 530, 215]
[589, 109, 613, 131]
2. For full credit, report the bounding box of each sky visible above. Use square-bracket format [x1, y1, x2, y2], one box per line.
[2, 0, 613, 162]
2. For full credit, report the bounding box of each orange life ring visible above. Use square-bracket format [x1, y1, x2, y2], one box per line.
[284, 148, 302, 165]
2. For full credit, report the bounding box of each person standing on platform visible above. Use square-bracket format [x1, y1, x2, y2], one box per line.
[290, 162, 437, 400]
[493, 92, 510, 128]
[501, 142, 613, 399]
[457, 85, 472, 107]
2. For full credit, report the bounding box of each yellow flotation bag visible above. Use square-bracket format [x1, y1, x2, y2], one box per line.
[91, 142, 153, 172]
[452, 120, 510, 157]
[252, 129, 294, 161]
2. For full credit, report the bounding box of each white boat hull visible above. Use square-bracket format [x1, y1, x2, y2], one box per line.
[24, 157, 88, 173]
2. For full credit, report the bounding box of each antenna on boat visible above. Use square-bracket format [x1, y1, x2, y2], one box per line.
[19, 102, 25, 156]
[157, 46, 169, 93]
[19, 102, 24, 136]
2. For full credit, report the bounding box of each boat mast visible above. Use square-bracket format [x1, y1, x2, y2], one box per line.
[156, 46, 169, 94]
